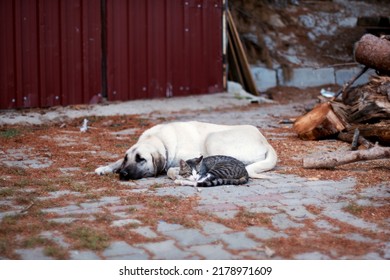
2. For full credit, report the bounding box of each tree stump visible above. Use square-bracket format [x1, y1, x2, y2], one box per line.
[293, 102, 347, 140]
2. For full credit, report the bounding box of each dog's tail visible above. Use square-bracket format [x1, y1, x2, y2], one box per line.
[245, 145, 277, 179]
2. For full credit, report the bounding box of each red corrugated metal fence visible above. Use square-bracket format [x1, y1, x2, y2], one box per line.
[0, 0, 224, 110]
[0, 0, 102, 109]
[106, 0, 224, 101]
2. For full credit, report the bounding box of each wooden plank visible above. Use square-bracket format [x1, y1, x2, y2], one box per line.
[227, 9, 258, 95]
[227, 29, 244, 86]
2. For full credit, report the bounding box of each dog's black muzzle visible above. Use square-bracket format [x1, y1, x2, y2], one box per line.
[119, 170, 130, 181]
[118, 167, 144, 181]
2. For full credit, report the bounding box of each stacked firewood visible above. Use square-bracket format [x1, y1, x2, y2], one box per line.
[293, 34, 390, 169]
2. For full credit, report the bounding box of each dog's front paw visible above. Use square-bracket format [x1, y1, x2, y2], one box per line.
[167, 167, 180, 180]
[95, 166, 112, 175]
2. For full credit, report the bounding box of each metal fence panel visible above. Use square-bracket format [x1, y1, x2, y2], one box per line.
[0, 0, 102, 109]
[106, 0, 224, 101]
[0, 0, 223, 109]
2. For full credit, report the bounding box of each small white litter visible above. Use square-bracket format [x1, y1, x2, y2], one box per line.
[80, 118, 89, 133]
[227, 81, 274, 103]
[320, 88, 336, 98]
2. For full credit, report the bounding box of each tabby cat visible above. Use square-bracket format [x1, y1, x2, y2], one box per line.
[175, 155, 249, 187]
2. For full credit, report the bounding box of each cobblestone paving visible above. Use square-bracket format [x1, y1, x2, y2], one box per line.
[6, 172, 388, 260]
[0, 97, 389, 260]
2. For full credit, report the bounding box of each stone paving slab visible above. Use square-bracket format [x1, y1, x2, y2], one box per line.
[15, 248, 53, 260]
[102, 241, 149, 260]
[190, 244, 235, 260]
[200, 221, 233, 235]
[247, 227, 288, 240]
[39, 231, 70, 249]
[69, 250, 101, 260]
[220, 232, 260, 250]
[294, 252, 331, 260]
[272, 213, 304, 230]
[162, 228, 217, 247]
[138, 240, 191, 260]
[111, 219, 142, 227]
[131, 227, 159, 239]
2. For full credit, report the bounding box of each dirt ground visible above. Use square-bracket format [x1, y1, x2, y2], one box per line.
[0, 88, 389, 259]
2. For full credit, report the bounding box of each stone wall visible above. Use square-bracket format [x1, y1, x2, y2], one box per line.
[252, 66, 376, 91]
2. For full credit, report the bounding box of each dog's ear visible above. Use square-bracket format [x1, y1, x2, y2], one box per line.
[151, 152, 166, 176]
[115, 154, 128, 174]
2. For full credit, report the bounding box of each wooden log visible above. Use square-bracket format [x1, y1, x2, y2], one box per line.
[333, 77, 390, 124]
[354, 34, 390, 73]
[303, 144, 390, 169]
[337, 131, 374, 148]
[293, 102, 347, 140]
[348, 95, 390, 123]
[352, 121, 390, 146]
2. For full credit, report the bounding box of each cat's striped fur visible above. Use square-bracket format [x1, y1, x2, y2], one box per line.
[178, 155, 249, 187]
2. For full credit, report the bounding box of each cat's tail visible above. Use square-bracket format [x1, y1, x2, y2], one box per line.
[246, 145, 277, 179]
[198, 176, 249, 187]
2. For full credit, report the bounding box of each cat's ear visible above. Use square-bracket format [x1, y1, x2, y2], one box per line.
[196, 155, 203, 164]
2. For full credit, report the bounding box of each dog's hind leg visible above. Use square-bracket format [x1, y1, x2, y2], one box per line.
[245, 146, 277, 179]
[95, 159, 123, 175]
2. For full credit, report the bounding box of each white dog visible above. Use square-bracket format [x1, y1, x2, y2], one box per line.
[95, 121, 277, 180]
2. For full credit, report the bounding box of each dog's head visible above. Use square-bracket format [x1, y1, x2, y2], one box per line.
[117, 143, 166, 180]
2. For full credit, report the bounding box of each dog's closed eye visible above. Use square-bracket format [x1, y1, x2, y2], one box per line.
[135, 154, 146, 163]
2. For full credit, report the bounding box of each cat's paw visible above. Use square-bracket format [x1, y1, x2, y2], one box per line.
[174, 179, 183, 185]
[174, 179, 197, 187]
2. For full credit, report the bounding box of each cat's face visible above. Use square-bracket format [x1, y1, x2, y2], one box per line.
[179, 159, 193, 177]
[179, 156, 203, 180]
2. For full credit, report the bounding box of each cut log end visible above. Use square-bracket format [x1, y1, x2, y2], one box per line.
[293, 102, 346, 140]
